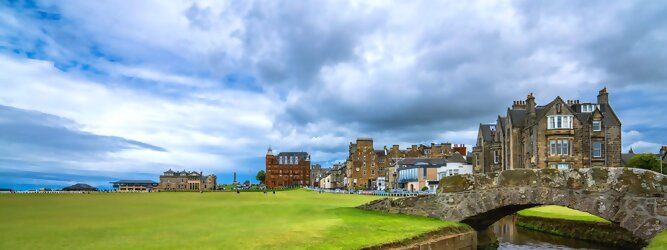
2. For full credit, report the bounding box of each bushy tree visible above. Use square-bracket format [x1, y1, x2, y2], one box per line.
[421, 186, 429, 191]
[256, 170, 266, 184]
[626, 153, 663, 173]
[243, 180, 251, 186]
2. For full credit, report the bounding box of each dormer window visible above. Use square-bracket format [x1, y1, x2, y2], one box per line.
[548, 115, 573, 129]
[592, 120, 602, 131]
[581, 104, 599, 113]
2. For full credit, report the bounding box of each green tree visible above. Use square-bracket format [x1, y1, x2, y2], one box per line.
[421, 186, 429, 191]
[256, 170, 265, 184]
[626, 153, 663, 173]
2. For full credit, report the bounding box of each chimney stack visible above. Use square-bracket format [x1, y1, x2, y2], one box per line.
[598, 87, 609, 104]
[526, 93, 536, 117]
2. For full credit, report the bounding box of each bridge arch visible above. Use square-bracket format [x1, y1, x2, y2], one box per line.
[359, 168, 667, 241]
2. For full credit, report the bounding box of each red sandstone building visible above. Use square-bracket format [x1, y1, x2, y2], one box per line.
[265, 147, 311, 188]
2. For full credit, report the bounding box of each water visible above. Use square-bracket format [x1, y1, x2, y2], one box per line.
[488, 215, 624, 250]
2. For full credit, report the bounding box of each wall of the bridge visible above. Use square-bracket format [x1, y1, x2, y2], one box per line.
[358, 167, 667, 241]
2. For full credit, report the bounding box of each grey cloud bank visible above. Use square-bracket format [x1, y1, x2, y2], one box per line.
[0, 0, 666, 188]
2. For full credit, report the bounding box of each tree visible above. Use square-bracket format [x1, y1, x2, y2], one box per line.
[626, 153, 663, 173]
[243, 180, 251, 186]
[256, 170, 266, 184]
[421, 186, 429, 191]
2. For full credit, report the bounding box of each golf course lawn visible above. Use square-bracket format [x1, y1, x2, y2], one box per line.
[0, 189, 465, 249]
[646, 230, 667, 249]
[517, 205, 610, 223]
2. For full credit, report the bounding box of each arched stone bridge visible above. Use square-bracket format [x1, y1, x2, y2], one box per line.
[358, 167, 667, 241]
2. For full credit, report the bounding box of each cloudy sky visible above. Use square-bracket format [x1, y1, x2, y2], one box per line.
[1, 1, 666, 189]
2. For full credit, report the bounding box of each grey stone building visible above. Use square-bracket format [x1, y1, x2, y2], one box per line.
[473, 87, 622, 172]
[158, 169, 217, 191]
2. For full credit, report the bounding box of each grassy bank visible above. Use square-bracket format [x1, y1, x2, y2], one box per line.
[0, 189, 463, 249]
[646, 231, 667, 249]
[517, 205, 609, 223]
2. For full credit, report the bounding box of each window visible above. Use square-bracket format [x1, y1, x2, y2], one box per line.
[582, 104, 594, 112]
[475, 154, 480, 166]
[493, 150, 499, 164]
[550, 139, 570, 156]
[547, 115, 573, 129]
[557, 163, 570, 170]
[592, 121, 602, 131]
[423, 167, 427, 177]
[371, 169, 375, 175]
[593, 142, 603, 158]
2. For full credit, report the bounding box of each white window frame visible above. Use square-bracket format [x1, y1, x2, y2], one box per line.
[593, 142, 603, 158]
[493, 150, 499, 164]
[547, 115, 573, 129]
[592, 120, 602, 131]
[550, 139, 570, 156]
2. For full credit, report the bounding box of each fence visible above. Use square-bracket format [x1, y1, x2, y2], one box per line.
[305, 187, 429, 197]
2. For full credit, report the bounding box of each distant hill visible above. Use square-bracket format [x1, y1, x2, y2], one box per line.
[62, 183, 98, 191]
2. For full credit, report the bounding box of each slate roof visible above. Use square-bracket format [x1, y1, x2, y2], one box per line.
[447, 152, 467, 163]
[480, 124, 495, 142]
[507, 97, 621, 129]
[508, 109, 527, 128]
[396, 158, 447, 169]
[111, 180, 158, 184]
[277, 152, 309, 159]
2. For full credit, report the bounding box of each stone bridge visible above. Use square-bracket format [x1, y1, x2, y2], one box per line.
[358, 167, 667, 241]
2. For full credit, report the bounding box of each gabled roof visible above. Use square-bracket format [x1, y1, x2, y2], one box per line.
[497, 116, 507, 131]
[536, 96, 579, 122]
[447, 152, 467, 163]
[508, 109, 527, 128]
[479, 124, 495, 142]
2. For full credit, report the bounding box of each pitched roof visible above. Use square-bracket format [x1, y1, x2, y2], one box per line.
[396, 158, 446, 166]
[111, 180, 158, 184]
[277, 152, 309, 159]
[508, 109, 527, 128]
[447, 152, 467, 163]
[480, 124, 495, 142]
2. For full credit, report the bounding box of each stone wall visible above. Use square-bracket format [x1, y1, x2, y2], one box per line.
[358, 167, 667, 241]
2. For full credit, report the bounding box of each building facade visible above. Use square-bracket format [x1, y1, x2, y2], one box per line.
[396, 158, 446, 192]
[265, 147, 311, 188]
[309, 164, 331, 187]
[345, 138, 389, 190]
[111, 180, 159, 192]
[158, 170, 217, 191]
[329, 163, 347, 189]
[473, 88, 622, 173]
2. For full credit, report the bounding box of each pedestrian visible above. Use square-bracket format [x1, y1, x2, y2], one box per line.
[273, 190, 275, 194]
[236, 189, 240, 194]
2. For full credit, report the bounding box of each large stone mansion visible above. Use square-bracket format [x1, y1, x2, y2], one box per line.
[158, 169, 217, 191]
[473, 87, 622, 173]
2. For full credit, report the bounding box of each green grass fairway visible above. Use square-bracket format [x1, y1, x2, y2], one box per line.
[518, 205, 610, 223]
[0, 189, 464, 249]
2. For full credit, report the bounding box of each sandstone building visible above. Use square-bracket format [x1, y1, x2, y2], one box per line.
[345, 138, 390, 190]
[158, 170, 217, 191]
[265, 147, 311, 188]
[473, 87, 622, 173]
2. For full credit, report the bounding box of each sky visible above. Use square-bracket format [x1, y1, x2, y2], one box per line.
[1, 0, 666, 190]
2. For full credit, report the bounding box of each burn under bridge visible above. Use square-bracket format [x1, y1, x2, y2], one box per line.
[358, 167, 667, 242]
